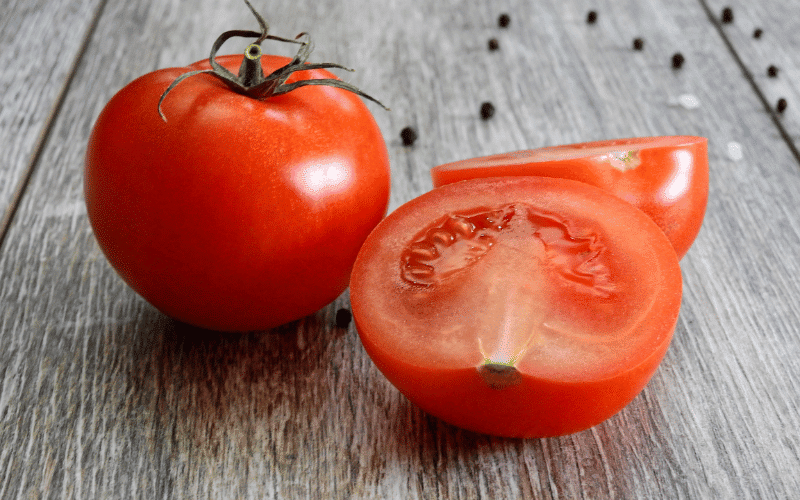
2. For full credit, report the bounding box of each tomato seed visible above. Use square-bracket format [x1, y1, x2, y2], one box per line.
[335, 308, 352, 328]
[753, 28, 763, 39]
[480, 102, 496, 120]
[586, 10, 598, 24]
[498, 13, 510, 28]
[767, 65, 779, 78]
[400, 126, 418, 146]
[488, 38, 500, 51]
[776, 98, 788, 114]
[671, 52, 685, 69]
[632, 38, 644, 51]
[721, 7, 734, 24]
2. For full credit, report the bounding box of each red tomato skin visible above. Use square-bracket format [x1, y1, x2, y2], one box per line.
[431, 136, 708, 259]
[355, 317, 673, 437]
[350, 177, 682, 438]
[85, 55, 390, 331]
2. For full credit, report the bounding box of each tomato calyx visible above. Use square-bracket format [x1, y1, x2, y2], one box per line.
[158, 0, 388, 121]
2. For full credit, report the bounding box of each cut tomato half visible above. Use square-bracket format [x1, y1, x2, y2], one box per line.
[430, 136, 708, 259]
[350, 177, 682, 438]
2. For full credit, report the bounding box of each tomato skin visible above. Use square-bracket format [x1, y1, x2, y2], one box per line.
[359, 339, 671, 437]
[430, 136, 708, 259]
[85, 54, 390, 331]
[350, 177, 682, 438]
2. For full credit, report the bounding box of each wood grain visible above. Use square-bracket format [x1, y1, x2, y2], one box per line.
[0, 0, 104, 241]
[701, 0, 800, 159]
[1, 0, 800, 498]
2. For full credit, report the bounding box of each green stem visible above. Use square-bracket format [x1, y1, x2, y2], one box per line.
[238, 44, 265, 88]
[158, 0, 388, 122]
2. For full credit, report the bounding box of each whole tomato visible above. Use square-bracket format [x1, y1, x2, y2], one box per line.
[85, 9, 390, 331]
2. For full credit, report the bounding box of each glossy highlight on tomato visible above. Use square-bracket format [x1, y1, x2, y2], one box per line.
[431, 136, 708, 259]
[85, 54, 390, 331]
[350, 177, 682, 438]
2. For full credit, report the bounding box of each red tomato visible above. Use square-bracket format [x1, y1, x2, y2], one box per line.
[430, 136, 708, 259]
[85, 54, 390, 331]
[350, 177, 682, 438]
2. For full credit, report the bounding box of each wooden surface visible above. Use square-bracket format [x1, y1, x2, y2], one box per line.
[2, 0, 799, 498]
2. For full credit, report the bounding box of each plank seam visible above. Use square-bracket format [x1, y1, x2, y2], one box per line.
[0, 0, 110, 254]
[696, 0, 800, 166]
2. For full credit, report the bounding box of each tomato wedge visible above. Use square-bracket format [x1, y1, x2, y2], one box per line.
[430, 136, 708, 259]
[350, 177, 682, 438]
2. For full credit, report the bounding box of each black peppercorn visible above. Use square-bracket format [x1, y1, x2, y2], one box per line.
[335, 308, 352, 328]
[400, 126, 418, 146]
[480, 102, 495, 120]
[632, 38, 644, 51]
[586, 10, 598, 24]
[721, 7, 734, 24]
[753, 28, 763, 39]
[498, 13, 510, 28]
[671, 52, 685, 69]
[767, 65, 779, 78]
[488, 38, 500, 51]
[776, 98, 788, 114]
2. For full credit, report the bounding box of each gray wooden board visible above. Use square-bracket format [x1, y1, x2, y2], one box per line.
[703, 0, 800, 153]
[1, 0, 799, 498]
[0, 0, 104, 237]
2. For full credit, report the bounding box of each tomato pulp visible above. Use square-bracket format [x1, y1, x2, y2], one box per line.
[350, 177, 682, 438]
[430, 136, 708, 259]
[85, 54, 390, 331]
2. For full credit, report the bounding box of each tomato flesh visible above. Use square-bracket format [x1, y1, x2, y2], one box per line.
[350, 177, 682, 437]
[430, 136, 708, 259]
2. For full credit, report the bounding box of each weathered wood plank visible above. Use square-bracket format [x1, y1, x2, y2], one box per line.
[0, 0, 104, 241]
[702, 0, 800, 162]
[1, 0, 799, 498]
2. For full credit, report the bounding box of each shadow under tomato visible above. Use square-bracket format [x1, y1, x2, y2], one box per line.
[125, 301, 352, 462]
[389, 395, 522, 451]
[379, 367, 680, 498]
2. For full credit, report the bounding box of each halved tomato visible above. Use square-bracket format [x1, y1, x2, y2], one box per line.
[430, 136, 708, 259]
[350, 177, 682, 438]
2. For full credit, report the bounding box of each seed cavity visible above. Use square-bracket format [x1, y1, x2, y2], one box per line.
[527, 212, 613, 295]
[401, 204, 612, 296]
[401, 206, 516, 286]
